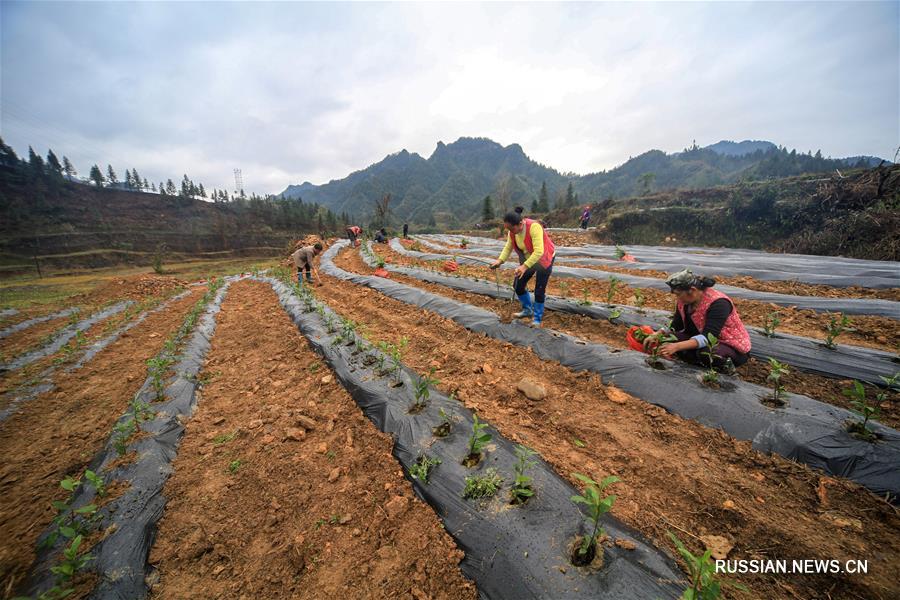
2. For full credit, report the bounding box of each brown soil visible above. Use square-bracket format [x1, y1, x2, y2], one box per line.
[0, 288, 206, 598]
[321, 246, 900, 600]
[0, 315, 73, 361]
[338, 249, 900, 430]
[379, 244, 900, 353]
[148, 280, 474, 600]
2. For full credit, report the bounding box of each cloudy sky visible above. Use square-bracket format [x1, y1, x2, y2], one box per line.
[2, 1, 897, 195]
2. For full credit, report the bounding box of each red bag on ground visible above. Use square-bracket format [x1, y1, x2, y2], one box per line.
[620, 254, 637, 262]
[443, 260, 459, 272]
[626, 325, 656, 353]
[374, 267, 390, 278]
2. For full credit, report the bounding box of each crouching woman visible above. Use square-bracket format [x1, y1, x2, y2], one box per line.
[655, 269, 751, 372]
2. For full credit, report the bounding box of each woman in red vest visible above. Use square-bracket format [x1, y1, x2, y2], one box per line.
[654, 269, 752, 372]
[490, 212, 556, 327]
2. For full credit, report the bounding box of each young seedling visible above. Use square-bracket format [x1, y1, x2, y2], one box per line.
[579, 286, 591, 306]
[559, 280, 571, 299]
[606, 276, 620, 307]
[633, 289, 645, 314]
[463, 413, 492, 467]
[432, 407, 453, 437]
[824, 312, 853, 349]
[50, 534, 93, 584]
[83, 470, 106, 498]
[409, 455, 442, 484]
[228, 459, 242, 474]
[843, 380, 879, 441]
[645, 331, 677, 370]
[410, 367, 439, 413]
[570, 473, 619, 566]
[614, 245, 626, 260]
[668, 532, 747, 600]
[112, 417, 137, 456]
[701, 334, 719, 385]
[462, 468, 503, 499]
[764, 358, 790, 407]
[510, 445, 537, 505]
[763, 311, 781, 337]
[608, 308, 622, 322]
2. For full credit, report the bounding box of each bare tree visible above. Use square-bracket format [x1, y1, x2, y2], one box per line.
[373, 193, 392, 228]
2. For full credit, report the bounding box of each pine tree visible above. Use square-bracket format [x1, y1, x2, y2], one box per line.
[46, 149, 63, 175]
[143, 177, 149, 190]
[565, 182, 575, 208]
[199, 183, 206, 197]
[530, 198, 538, 212]
[62, 156, 76, 177]
[106, 165, 118, 184]
[166, 179, 177, 195]
[132, 168, 142, 189]
[125, 169, 135, 189]
[181, 175, 191, 197]
[537, 181, 550, 212]
[89, 164, 105, 186]
[482, 195, 494, 221]
[28, 146, 46, 177]
[0, 136, 19, 167]
[159, 181, 166, 195]
[151, 182, 157, 192]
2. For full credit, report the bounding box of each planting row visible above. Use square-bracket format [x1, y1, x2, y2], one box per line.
[311, 254, 900, 600]
[394, 238, 900, 318]
[335, 242, 900, 499]
[15, 278, 231, 600]
[0, 290, 193, 423]
[418, 234, 900, 289]
[370, 243, 899, 388]
[262, 273, 687, 599]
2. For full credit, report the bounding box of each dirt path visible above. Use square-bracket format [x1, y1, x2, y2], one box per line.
[340, 249, 900, 429]
[148, 279, 475, 600]
[0, 287, 207, 598]
[379, 244, 900, 353]
[313, 264, 900, 600]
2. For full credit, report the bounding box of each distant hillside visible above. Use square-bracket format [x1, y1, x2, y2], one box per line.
[548, 164, 900, 261]
[0, 160, 340, 273]
[281, 137, 887, 226]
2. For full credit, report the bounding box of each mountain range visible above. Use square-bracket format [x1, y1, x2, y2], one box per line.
[280, 137, 886, 226]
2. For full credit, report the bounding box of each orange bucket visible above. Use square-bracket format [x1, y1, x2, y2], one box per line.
[626, 325, 655, 352]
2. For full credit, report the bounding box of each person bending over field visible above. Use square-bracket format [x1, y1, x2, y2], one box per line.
[346, 225, 362, 246]
[490, 211, 556, 328]
[291, 242, 323, 285]
[651, 269, 751, 373]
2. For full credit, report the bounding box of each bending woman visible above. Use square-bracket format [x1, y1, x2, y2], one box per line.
[655, 269, 751, 372]
[490, 211, 556, 327]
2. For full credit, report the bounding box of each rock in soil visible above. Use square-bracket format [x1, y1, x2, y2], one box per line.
[517, 378, 547, 401]
[700, 535, 733, 560]
[385, 495, 410, 518]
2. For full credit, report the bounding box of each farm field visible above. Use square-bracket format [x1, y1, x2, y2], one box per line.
[1, 238, 898, 600]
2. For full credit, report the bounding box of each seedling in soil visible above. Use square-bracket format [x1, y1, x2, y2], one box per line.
[50, 534, 93, 584]
[131, 398, 155, 423]
[579, 287, 591, 306]
[213, 431, 238, 445]
[463, 413, 491, 467]
[644, 331, 677, 370]
[41, 477, 99, 551]
[83, 470, 106, 497]
[763, 311, 781, 337]
[614, 245, 626, 260]
[633, 289, 645, 313]
[410, 367, 439, 413]
[323, 314, 336, 333]
[606, 276, 621, 306]
[572, 438, 586, 448]
[462, 468, 502, 499]
[112, 417, 137, 456]
[559, 281, 571, 299]
[432, 408, 454, 437]
[228, 459, 242, 474]
[570, 473, 619, 566]
[701, 334, 719, 385]
[843, 380, 880, 441]
[824, 312, 853, 349]
[764, 358, 790, 407]
[608, 308, 622, 322]
[510, 445, 537, 505]
[409, 455, 442, 484]
[668, 531, 747, 599]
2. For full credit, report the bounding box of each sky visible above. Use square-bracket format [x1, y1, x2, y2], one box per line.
[2, 1, 898, 196]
